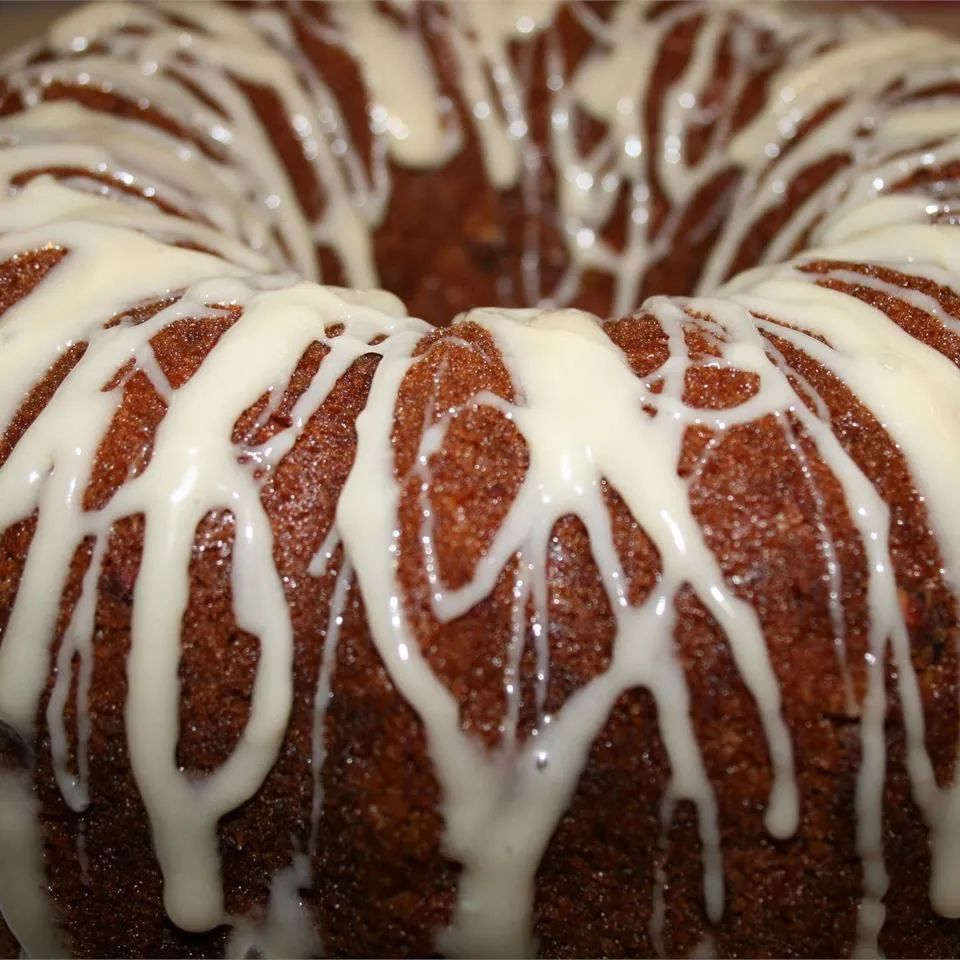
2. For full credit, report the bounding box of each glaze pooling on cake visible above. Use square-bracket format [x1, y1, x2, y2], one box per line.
[0, 0, 896, 321]
[2, 1, 960, 958]
[3, 234, 960, 955]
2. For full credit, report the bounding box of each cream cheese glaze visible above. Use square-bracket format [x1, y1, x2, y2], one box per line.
[2, 1, 960, 957]
[0, 0, 901, 313]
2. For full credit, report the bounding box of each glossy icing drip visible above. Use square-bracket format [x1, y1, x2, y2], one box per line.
[0, 0, 890, 313]
[4, 214, 960, 956]
[2, 2, 960, 959]
[225, 854, 322, 960]
[701, 27, 960, 289]
[0, 771, 64, 957]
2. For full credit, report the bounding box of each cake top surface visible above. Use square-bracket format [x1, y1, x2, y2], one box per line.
[2, 3, 960, 958]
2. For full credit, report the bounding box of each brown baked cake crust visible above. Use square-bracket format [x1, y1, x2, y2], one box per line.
[2, 3, 960, 958]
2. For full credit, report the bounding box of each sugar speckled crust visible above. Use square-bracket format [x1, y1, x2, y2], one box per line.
[1, 252, 957, 956]
[3, 2, 960, 958]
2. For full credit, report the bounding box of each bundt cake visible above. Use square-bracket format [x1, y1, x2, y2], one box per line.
[2, 0, 960, 956]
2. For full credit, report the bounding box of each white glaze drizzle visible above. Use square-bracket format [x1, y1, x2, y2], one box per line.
[45, 535, 106, 812]
[3, 195, 960, 958]
[224, 853, 321, 960]
[0, 771, 65, 958]
[0, 0, 895, 315]
[308, 555, 352, 857]
[701, 27, 960, 291]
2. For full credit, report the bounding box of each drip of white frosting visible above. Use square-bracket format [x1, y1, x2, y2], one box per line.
[0, 0, 895, 316]
[225, 854, 321, 960]
[330, 2, 460, 168]
[701, 25, 960, 291]
[46, 536, 106, 812]
[3, 190, 960, 957]
[308, 557, 352, 856]
[0, 771, 65, 958]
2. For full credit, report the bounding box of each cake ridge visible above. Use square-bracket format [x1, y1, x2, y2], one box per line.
[2, 2, 960, 958]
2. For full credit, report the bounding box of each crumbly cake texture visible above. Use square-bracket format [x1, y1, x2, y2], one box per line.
[2, 2, 960, 957]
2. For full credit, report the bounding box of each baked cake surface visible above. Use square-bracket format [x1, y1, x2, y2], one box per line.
[2, 2, 960, 957]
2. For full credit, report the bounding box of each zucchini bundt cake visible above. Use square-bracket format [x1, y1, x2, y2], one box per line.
[2, 1, 960, 956]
